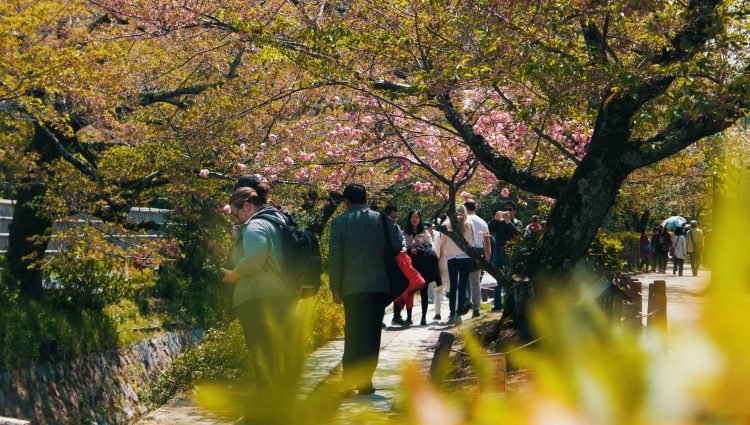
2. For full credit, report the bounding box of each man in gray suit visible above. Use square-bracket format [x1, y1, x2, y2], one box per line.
[329, 184, 405, 395]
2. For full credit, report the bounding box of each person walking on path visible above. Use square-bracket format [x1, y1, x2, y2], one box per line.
[432, 214, 450, 322]
[221, 185, 301, 424]
[652, 225, 672, 273]
[402, 210, 440, 326]
[686, 220, 704, 276]
[464, 200, 490, 319]
[671, 227, 688, 276]
[488, 202, 521, 311]
[383, 205, 408, 326]
[439, 205, 475, 325]
[639, 228, 653, 273]
[329, 184, 405, 395]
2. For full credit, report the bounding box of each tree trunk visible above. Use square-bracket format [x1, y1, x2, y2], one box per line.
[528, 149, 629, 289]
[6, 182, 52, 298]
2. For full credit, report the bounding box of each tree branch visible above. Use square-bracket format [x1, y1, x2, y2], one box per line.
[436, 92, 568, 198]
[38, 124, 100, 181]
[492, 83, 582, 165]
[628, 102, 743, 170]
[649, 0, 723, 66]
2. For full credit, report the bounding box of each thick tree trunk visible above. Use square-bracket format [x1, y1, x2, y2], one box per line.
[6, 182, 52, 298]
[528, 147, 630, 289]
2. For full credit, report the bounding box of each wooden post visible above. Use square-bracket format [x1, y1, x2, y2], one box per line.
[647, 280, 667, 329]
[631, 280, 643, 317]
[430, 332, 455, 384]
[480, 354, 507, 398]
[622, 303, 641, 329]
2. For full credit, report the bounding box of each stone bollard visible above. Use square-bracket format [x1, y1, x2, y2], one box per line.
[647, 280, 667, 329]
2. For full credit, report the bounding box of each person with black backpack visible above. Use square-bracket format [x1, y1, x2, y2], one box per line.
[220, 184, 306, 423]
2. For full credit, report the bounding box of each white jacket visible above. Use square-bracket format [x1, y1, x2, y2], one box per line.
[671, 234, 687, 259]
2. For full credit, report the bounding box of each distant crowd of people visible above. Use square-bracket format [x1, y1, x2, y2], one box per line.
[639, 221, 705, 277]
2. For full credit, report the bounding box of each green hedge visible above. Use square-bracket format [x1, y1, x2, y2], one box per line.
[143, 276, 344, 406]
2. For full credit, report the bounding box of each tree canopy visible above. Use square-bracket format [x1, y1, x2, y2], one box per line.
[1, 0, 749, 295]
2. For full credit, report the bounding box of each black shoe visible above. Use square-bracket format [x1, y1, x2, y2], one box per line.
[358, 385, 376, 395]
[391, 317, 406, 327]
[472, 309, 480, 319]
[420, 318, 427, 326]
[460, 302, 473, 316]
[382, 322, 386, 329]
[433, 314, 441, 321]
[404, 318, 413, 326]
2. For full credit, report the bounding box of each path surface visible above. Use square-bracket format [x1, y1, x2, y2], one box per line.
[631, 263, 709, 328]
[136, 301, 447, 424]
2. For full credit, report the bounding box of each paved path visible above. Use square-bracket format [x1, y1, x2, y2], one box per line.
[631, 263, 710, 328]
[137, 301, 447, 424]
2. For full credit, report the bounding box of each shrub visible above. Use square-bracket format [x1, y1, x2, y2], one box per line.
[584, 231, 627, 279]
[300, 274, 345, 352]
[141, 322, 251, 408]
[42, 227, 158, 309]
[505, 230, 627, 280]
[0, 298, 119, 371]
[607, 230, 641, 271]
[143, 275, 344, 406]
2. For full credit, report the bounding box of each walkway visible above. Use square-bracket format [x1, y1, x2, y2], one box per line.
[631, 263, 710, 328]
[136, 302, 447, 424]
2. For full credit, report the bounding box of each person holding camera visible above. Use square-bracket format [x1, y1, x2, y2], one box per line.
[221, 184, 301, 422]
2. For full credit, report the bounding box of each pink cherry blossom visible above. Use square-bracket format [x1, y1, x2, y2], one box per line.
[269, 174, 277, 182]
[268, 134, 278, 143]
[281, 147, 290, 155]
[236, 163, 247, 173]
[239, 143, 246, 154]
[260, 143, 266, 149]
[501, 187, 510, 198]
[199, 169, 209, 178]
[284, 157, 295, 166]
[222, 204, 232, 214]
[460, 191, 472, 201]
[544, 197, 556, 205]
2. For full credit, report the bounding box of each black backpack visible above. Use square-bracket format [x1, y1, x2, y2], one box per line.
[251, 210, 323, 299]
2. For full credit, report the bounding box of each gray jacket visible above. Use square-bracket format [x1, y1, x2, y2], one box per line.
[328, 204, 405, 297]
[231, 206, 300, 308]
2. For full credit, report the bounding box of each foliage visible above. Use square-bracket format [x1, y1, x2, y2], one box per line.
[300, 274, 345, 352]
[607, 231, 641, 272]
[42, 227, 159, 309]
[584, 232, 627, 280]
[506, 230, 628, 281]
[0, 297, 119, 372]
[143, 276, 344, 407]
[141, 322, 251, 409]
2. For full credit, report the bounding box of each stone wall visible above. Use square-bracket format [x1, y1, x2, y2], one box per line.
[0, 330, 202, 425]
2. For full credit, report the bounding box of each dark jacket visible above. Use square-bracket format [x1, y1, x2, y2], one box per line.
[489, 219, 520, 249]
[409, 242, 441, 285]
[329, 204, 405, 297]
